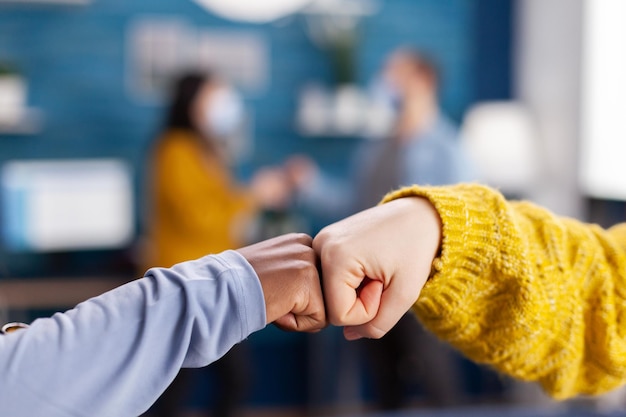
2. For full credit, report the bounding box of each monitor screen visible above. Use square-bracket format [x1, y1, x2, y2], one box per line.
[1, 159, 134, 252]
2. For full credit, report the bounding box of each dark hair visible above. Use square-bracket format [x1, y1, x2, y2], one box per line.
[164, 71, 214, 131]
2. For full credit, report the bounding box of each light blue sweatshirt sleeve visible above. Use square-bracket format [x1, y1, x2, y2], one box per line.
[0, 250, 266, 417]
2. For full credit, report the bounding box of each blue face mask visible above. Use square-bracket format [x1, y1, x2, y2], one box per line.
[204, 88, 244, 139]
[370, 77, 403, 112]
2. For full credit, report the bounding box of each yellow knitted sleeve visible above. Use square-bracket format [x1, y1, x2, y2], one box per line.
[382, 183, 626, 400]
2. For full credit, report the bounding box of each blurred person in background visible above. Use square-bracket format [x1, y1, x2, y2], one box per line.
[142, 72, 290, 417]
[288, 47, 473, 216]
[287, 48, 473, 410]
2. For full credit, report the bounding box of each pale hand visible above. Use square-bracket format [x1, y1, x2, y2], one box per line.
[237, 233, 326, 332]
[313, 197, 441, 340]
[249, 167, 292, 210]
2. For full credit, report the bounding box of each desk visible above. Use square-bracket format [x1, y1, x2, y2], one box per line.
[0, 277, 129, 309]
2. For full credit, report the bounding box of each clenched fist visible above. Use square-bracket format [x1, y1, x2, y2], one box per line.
[313, 197, 442, 340]
[237, 233, 326, 332]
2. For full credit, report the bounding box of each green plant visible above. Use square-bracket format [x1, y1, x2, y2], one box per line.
[0, 62, 19, 77]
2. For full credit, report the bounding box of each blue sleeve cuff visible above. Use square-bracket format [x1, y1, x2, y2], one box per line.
[212, 250, 267, 337]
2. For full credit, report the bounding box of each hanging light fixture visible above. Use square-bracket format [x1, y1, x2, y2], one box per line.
[192, 0, 314, 23]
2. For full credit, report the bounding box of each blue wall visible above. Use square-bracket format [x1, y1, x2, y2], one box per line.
[0, 0, 510, 169]
[0, 0, 513, 274]
[0, 0, 513, 409]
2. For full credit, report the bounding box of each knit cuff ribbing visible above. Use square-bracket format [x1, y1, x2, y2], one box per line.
[381, 183, 504, 340]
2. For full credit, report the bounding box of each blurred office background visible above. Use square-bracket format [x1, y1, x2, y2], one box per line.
[1, 0, 626, 416]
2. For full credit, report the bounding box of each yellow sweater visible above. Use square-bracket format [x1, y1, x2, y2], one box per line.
[144, 130, 255, 269]
[383, 183, 626, 400]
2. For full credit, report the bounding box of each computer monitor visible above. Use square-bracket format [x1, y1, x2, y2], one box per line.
[1, 159, 134, 252]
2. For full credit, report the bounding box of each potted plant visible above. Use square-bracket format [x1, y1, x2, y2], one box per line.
[0, 62, 27, 125]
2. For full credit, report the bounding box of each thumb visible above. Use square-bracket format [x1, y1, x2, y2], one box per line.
[321, 256, 383, 327]
[356, 278, 384, 319]
[343, 271, 420, 340]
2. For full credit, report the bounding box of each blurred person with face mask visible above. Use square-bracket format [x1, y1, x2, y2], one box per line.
[286, 48, 473, 410]
[360, 48, 472, 205]
[142, 72, 290, 417]
[288, 48, 473, 215]
[144, 72, 289, 270]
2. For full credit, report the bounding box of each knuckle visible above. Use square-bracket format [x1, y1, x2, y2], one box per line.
[329, 316, 344, 327]
[328, 310, 350, 327]
[293, 258, 314, 274]
[292, 232, 313, 246]
[320, 240, 347, 265]
[312, 228, 331, 251]
[300, 246, 317, 264]
[291, 238, 316, 261]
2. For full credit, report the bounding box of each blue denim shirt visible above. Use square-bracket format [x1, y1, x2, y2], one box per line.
[300, 113, 474, 218]
[400, 115, 473, 186]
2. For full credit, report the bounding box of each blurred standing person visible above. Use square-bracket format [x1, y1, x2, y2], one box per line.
[142, 72, 289, 417]
[288, 48, 473, 410]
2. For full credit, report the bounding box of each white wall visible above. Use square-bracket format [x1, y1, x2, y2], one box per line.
[579, 0, 626, 201]
[515, 0, 584, 218]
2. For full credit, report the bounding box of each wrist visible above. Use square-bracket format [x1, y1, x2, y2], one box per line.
[258, 277, 286, 325]
[234, 233, 318, 329]
[398, 196, 443, 256]
[236, 247, 276, 325]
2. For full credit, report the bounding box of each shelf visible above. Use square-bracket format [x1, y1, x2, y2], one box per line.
[0, 0, 89, 4]
[0, 108, 43, 135]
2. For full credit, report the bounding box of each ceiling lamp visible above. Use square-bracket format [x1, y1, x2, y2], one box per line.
[192, 0, 314, 23]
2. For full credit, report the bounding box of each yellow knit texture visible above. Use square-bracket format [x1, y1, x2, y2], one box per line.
[383, 183, 626, 400]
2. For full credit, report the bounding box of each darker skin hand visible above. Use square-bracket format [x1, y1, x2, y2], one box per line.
[237, 233, 326, 332]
